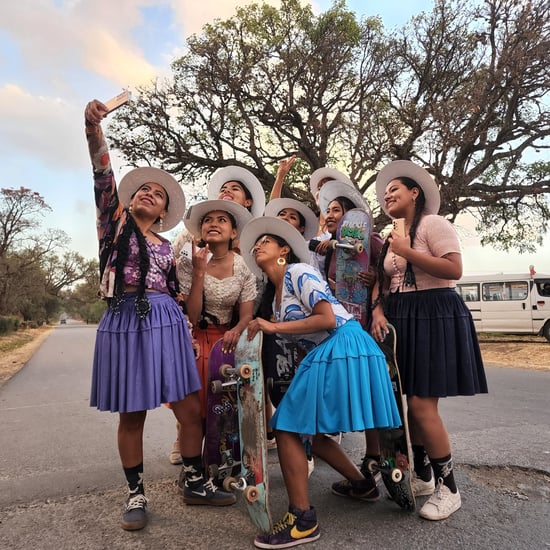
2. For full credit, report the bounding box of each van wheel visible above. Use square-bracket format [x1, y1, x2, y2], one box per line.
[543, 322, 550, 343]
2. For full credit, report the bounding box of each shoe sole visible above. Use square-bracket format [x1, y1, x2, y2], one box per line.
[120, 519, 147, 531]
[183, 496, 236, 506]
[254, 532, 321, 549]
[419, 502, 461, 520]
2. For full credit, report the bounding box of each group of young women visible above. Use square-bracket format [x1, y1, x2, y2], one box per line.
[84, 99, 487, 549]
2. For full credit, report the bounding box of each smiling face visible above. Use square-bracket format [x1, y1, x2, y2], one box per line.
[218, 180, 253, 211]
[130, 182, 168, 223]
[199, 210, 237, 244]
[324, 199, 346, 233]
[384, 178, 419, 219]
[277, 207, 305, 234]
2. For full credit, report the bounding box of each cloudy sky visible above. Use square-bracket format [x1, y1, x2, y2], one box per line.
[1, 0, 548, 274]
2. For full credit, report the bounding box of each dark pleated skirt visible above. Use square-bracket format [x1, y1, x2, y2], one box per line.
[90, 292, 201, 413]
[384, 288, 488, 397]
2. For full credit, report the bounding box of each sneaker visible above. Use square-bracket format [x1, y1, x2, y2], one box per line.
[419, 479, 461, 520]
[307, 457, 315, 478]
[331, 476, 380, 502]
[267, 436, 278, 450]
[120, 493, 148, 531]
[182, 476, 236, 506]
[413, 474, 436, 496]
[254, 508, 320, 549]
[169, 440, 183, 465]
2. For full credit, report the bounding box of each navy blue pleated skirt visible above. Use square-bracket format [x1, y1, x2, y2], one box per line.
[90, 292, 201, 413]
[384, 288, 488, 398]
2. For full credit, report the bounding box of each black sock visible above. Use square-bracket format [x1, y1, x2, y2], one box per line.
[430, 454, 457, 493]
[412, 445, 432, 482]
[181, 455, 204, 484]
[123, 463, 144, 495]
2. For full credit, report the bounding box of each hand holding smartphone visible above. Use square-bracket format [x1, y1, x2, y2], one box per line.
[392, 218, 406, 237]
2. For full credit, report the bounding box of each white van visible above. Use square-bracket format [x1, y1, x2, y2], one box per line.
[456, 272, 550, 342]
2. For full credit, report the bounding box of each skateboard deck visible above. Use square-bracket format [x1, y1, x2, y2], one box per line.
[263, 333, 301, 408]
[204, 338, 240, 484]
[223, 331, 272, 533]
[371, 324, 415, 511]
[334, 208, 372, 326]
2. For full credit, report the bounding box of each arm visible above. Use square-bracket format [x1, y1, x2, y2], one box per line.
[269, 155, 297, 200]
[182, 240, 209, 325]
[222, 300, 254, 353]
[247, 299, 336, 339]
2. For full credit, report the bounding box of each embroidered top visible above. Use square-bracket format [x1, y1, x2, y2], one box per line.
[89, 131, 179, 300]
[383, 214, 461, 293]
[275, 263, 353, 351]
[177, 252, 257, 325]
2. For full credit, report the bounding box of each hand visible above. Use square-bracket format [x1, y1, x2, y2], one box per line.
[222, 329, 241, 354]
[388, 232, 411, 259]
[276, 155, 297, 180]
[191, 239, 209, 273]
[370, 312, 389, 343]
[85, 100, 108, 125]
[247, 317, 275, 340]
[314, 239, 331, 256]
[358, 267, 376, 288]
[328, 278, 336, 292]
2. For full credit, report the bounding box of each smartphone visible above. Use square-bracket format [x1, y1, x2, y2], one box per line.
[104, 90, 131, 114]
[392, 218, 406, 237]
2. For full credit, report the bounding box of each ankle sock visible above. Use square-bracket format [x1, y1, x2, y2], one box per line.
[430, 454, 457, 493]
[412, 445, 432, 482]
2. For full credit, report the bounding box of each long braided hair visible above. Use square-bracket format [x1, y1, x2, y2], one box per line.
[376, 177, 426, 303]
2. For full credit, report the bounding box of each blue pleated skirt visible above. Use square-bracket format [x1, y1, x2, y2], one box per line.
[384, 288, 488, 398]
[271, 320, 401, 435]
[90, 292, 201, 413]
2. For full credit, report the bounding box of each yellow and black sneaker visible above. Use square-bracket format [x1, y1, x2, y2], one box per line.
[254, 507, 320, 549]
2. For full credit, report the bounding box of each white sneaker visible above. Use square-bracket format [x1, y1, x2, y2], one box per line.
[169, 440, 183, 465]
[413, 474, 435, 496]
[419, 479, 461, 520]
[307, 457, 315, 478]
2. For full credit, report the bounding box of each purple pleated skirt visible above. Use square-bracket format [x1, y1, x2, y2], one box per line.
[90, 292, 201, 413]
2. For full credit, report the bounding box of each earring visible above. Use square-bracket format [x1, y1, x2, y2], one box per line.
[129, 205, 133, 213]
[159, 217, 164, 231]
[277, 257, 286, 266]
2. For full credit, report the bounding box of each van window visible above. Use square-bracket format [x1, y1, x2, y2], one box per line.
[537, 281, 550, 297]
[457, 283, 479, 302]
[482, 281, 528, 301]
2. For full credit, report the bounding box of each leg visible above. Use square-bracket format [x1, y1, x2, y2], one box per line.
[276, 430, 309, 510]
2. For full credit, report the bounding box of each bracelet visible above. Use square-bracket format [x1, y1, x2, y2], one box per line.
[370, 297, 382, 310]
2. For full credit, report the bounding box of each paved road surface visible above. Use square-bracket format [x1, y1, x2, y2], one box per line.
[0, 324, 549, 549]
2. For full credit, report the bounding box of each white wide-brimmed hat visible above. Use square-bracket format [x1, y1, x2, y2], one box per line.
[240, 217, 310, 278]
[318, 180, 369, 215]
[183, 199, 253, 239]
[264, 198, 319, 241]
[375, 160, 440, 216]
[119, 167, 186, 232]
[207, 166, 266, 218]
[309, 167, 353, 197]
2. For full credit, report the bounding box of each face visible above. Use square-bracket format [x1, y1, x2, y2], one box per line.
[219, 180, 252, 210]
[200, 210, 237, 243]
[130, 182, 168, 221]
[324, 200, 345, 233]
[277, 208, 304, 234]
[251, 235, 289, 268]
[384, 179, 419, 218]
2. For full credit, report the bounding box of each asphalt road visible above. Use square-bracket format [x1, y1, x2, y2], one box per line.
[0, 324, 549, 549]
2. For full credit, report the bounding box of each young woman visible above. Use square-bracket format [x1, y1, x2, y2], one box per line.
[84, 99, 235, 532]
[241, 217, 401, 549]
[264, 198, 318, 240]
[371, 160, 488, 521]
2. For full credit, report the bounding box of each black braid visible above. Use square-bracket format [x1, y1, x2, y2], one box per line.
[111, 212, 152, 318]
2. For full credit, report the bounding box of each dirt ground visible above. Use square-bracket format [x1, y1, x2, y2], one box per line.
[0, 326, 548, 389]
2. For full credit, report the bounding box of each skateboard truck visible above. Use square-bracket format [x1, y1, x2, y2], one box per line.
[329, 240, 364, 254]
[211, 363, 252, 393]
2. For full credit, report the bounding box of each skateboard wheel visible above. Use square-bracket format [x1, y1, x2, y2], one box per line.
[208, 464, 219, 479]
[211, 380, 223, 394]
[244, 486, 259, 503]
[391, 468, 403, 483]
[364, 458, 378, 474]
[223, 476, 237, 492]
[266, 377, 274, 391]
[220, 363, 233, 377]
[240, 364, 252, 379]
[354, 243, 364, 254]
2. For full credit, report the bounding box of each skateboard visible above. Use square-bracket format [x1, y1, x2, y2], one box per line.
[222, 331, 273, 533]
[367, 324, 415, 511]
[204, 338, 240, 484]
[334, 208, 372, 326]
[263, 333, 302, 408]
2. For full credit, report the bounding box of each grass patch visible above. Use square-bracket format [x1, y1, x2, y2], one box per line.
[0, 333, 34, 354]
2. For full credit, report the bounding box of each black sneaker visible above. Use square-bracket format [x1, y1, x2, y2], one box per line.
[120, 493, 148, 531]
[254, 507, 320, 549]
[331, 476, 380, 502]
[182, 476, 236, 506]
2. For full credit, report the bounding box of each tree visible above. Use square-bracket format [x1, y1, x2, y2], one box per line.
[107, 0, 550, 250]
